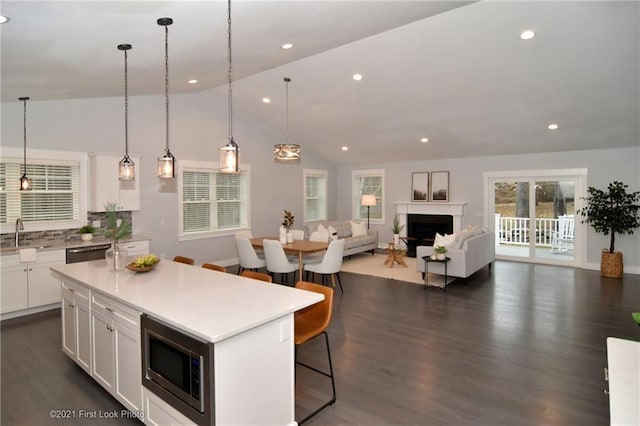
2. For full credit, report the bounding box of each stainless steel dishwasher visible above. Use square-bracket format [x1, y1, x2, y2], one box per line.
[65, 243, 112, 264]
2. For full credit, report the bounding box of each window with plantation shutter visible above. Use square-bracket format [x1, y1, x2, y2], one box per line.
[304, 169, 327, 222]
[179, 161, 249, 237]
[1, 161, 80, 225]
[352, 169, 385, 223]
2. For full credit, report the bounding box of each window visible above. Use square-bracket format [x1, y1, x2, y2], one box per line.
[352, 169, 384, 223]
[1, 156, 82, 230]
[304, 169, 327, 222]
[179, 160, 250, 239]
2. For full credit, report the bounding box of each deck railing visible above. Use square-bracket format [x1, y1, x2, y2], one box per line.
[494, 214, 570, 247]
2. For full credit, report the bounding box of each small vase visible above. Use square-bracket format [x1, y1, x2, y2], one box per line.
[105, 241, 128, 272]
[393, 234, 400, 246]
[81, 233, 93, 242]
[279, 226, 287, 244]
[286, 230, 294, 243]
[436, 253, 446, 260]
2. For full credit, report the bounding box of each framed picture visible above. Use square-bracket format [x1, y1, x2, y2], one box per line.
[430, 171, 449, 202]
[411, 172, 430, 202]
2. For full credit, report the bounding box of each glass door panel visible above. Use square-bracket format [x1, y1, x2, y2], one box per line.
[535, 180, 575, 262]
[494, 181, 530, 258]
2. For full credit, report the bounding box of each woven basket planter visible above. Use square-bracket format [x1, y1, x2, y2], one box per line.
[601, 250, 623, 278]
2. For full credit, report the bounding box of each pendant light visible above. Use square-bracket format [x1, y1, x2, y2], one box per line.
[219, 0, 239, 173]
[18, 96, 31, 191]
[157, 17, 175, 179]
[118, 43, 135, 181]
[274, 77, 301, 162]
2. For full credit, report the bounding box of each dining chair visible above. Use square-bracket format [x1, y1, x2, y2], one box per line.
[262, 239, 298, 286]
[235, 236, 266, 275]
[201, 263, 226, 272]
[291, 229, 305, 240]
[173, 255, 195, 265]
[240, 270, 273, 283]
[303, 239, 345, 294]
[294, 280, 336, 424]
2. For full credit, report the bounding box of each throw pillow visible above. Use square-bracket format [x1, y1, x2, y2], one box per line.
[327, 225, 339, 241]
[434, 232, 456, 249]
[350, 220, 368, 237]
[309, 224, 329, 242]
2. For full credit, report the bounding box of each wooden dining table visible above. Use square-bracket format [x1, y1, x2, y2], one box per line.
[250, 237, 329, 278]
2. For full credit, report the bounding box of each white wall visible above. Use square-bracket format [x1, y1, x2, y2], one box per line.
[337, 146, 640, 271]
[1, 90, 336, 266]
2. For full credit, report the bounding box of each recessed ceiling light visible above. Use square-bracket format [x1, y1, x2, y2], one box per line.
[352, 73, 363, 81]
[188, 79, 198, 84]
[341, 146, 349, 151]
[281, 43, 294, 50]
[548, 123, 559, 130]
[520, 30, 535, 40]
[420, 137, 429, 143]
[0, 16, 10, 24]
[262, 97, 271, 104]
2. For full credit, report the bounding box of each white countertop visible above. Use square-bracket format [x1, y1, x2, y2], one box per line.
[50, 259, 323, 343]
[1, 235, 151, 256]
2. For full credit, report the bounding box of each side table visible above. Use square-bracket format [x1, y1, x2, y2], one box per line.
[384, 242, 407, 268]
[422, 256, 451, 290]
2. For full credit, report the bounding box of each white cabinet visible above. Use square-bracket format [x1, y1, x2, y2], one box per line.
[143, 388, 196, 426]
[606, 337, 640, 425]
[89, 153, 140, 212]
[120, 240, 149, 259]
[1, 249, 65, 315]
[61, 281, 91, 374]
[90, 292, 142, 413]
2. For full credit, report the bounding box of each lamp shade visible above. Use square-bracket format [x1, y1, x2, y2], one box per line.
[361, 194, 376, 206]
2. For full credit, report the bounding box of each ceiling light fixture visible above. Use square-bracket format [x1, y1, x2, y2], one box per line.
[548, 123, 559, 130]
[281, 43, 294, 49]
[157, 17, 176, 179]
[421, 137, 429, 143]
[274, 77, 301, 163]
[341, 146, 349, 151]
[0, 15, 10, 24]
[117, 44, 135, 181]
[18, 97, 31, 191]
[353, 73, 363, 81]
[262, 97, 271, 103]
[520, 30, 535, 40]
[219, 0, 239, 173]
[188, 79, 198, 84]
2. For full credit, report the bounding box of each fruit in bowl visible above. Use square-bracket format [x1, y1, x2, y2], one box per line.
[133, 254, 160, 268]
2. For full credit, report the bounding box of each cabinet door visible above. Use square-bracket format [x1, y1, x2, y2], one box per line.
[28, 261, 63, 307]
[76, 298, 92, 374]
[90, 155, 120, 212]
[91, 309, 115, 393]
[607, 337, 640, 425]
[114, 324, 142, 412]
[120, 240, 149, 258]
[61, 288, 77, 358]
[1, 265, 28, 314]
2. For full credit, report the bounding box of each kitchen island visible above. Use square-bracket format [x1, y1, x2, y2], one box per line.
[50, 259, 323, 426]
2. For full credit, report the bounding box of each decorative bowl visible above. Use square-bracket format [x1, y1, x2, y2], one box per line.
[127, 259, 160, 273]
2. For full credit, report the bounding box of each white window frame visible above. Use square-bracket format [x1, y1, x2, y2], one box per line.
[177, 160, 251, 241]
[352, 168, 385, 225]
[303, 168, 328, 222]
[0, 148, 87, 234]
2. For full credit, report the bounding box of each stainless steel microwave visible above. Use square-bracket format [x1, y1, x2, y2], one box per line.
[141, 314, 215, 426]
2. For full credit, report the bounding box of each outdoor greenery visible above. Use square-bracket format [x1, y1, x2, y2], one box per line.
[577, 181, 640, 253]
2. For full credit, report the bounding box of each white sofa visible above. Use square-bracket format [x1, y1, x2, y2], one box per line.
[416, 230, 495, 280]
[304, 220, 378, 257]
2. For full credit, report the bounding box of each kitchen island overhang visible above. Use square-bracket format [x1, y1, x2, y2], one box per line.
[51, 259, 323, 426]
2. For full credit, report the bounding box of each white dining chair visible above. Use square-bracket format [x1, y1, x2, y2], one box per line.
[262, 239, 298, 286]
[235, 236, 266, 275]
[303, 239, 345, 294]
[291, 229, 305, 240]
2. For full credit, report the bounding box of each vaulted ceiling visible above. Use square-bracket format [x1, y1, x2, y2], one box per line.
[2, 1, 638, 165]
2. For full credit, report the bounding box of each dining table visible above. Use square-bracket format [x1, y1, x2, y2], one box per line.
[250, 237, 329, 279]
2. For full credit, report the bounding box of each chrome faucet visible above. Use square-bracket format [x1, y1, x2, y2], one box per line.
[15, 218, 24, 247]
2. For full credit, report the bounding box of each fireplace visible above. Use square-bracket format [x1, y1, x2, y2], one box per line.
[406, 214, 453, 257]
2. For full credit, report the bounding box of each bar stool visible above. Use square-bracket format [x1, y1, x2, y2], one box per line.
[202, 263, 226, 272]
[173, 256, 195, 265]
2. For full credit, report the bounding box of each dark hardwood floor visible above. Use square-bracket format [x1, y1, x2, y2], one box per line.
[2, 260, 639, 425]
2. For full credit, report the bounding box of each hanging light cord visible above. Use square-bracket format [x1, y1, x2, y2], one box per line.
[285, 78, 290, 143]
[22, 98, 27, 170]
[164, 24, 170, 152]
[123, 48, 129, 157]
[227, 0, 233, 140]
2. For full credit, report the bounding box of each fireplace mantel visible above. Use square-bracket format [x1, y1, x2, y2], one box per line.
[394, 201, 467, 234]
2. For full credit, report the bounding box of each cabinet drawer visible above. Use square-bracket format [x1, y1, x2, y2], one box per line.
[62, 281, 90, 303]
[92, 293, 140, 331]
[120, 240, 149, 256]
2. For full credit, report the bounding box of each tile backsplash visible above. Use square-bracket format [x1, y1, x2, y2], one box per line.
[1, 211, 133, 248]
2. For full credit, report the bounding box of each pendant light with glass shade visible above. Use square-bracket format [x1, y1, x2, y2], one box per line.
[274, 77, 301, 162]
[118, 44, 135, 181]
[18, 96, 31, 191]
[157, 17, 176, 179]
[219, 0, 239, 173]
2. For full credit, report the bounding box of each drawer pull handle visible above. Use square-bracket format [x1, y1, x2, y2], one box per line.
[604, 389, 609, 396]
[604, 367, 608, 381]
[68, 288, 75, 293]
[69, 303, 75, 308]
[105, 306, 115, 313]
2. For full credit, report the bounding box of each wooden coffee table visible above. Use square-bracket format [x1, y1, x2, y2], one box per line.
[384, 242, 407, 268]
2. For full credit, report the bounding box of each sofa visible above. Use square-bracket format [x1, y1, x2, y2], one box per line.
[304, 220, 378, 257]
[416, 229, 495, 280]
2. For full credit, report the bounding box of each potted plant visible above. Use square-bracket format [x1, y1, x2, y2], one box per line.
[391, 215, 404, 246]
[103, 202, 132, 271]
[281, 210, 295, 243]
[577, 181, 640, 278]
[77, 224, 97, 242]
[434, 245, 448, 260]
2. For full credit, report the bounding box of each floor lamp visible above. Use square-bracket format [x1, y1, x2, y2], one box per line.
[361, 195, 376, 229]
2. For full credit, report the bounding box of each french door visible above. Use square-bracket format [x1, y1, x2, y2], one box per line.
[485, 169, 587, 267]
